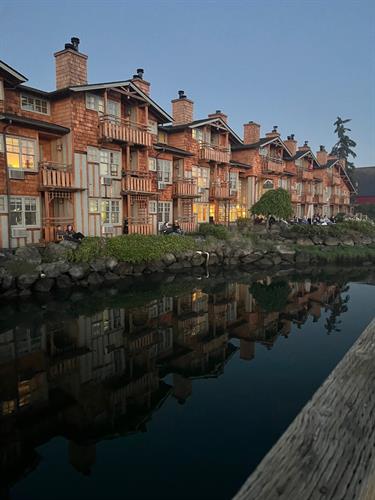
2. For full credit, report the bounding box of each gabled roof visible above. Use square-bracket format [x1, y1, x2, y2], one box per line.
[69, 81, 172, 123]
[352, 166, 375, 197]
[293, 149, 319, 166]
[0, 60, 28, 85]
[232, 135, 293, 156]
[160, 117, 242, 144]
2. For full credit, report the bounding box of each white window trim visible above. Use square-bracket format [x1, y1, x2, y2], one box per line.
[87, 146, 122, 179]
[148, 119, 158, 135]
[101, 199, 121, 226]
[158, 201, 172, 225]
[148, 157, 157, 171]
[157, 159, 173, 184]
[9, 196, 40, 228]
[20, 94, 50, 115]
[0, 80, 4, 101]
[86, 93, 104, 114]
[6, 135, 38, 172]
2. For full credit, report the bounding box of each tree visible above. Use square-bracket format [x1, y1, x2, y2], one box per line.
[250, 280, 290, 312]
[251, 188, 293, 226]
[330, 117, 357, 171]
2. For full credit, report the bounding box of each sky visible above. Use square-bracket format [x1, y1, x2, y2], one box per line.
[1, 0, 374, 166]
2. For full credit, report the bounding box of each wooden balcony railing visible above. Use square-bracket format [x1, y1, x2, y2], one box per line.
[173, 178, 198, 198]
[261, 156, 285, 174]
[209, 182, 232, 199]
[313, 194, 324, 204]
[178, 216, 198, 233]
[127, 216, 153, 235]
[297, 169, 314, 181]
[43, 216, 74, 242]
[122, 171, 153, 194]
[199, 143, 231, 164]
[39, 162, 75, 190]
[99, 115, 153, 147]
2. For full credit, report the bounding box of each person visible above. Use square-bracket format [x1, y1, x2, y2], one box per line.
[172, 220, 183, 234]
[161, 221, 172, 235]
[56, 225, 65, 240]
[64, 224, 84, 242]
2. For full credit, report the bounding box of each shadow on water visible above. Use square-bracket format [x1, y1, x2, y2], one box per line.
[0, 266, 374, 500]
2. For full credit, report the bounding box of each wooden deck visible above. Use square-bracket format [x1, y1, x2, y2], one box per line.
[233, 318, 375, 500]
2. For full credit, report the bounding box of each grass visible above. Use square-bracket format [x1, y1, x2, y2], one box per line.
[295, 244, 375, 263]
[69, 234, 199, 264]
[284, 220, 375, 239]
[198, 223, 230, 240]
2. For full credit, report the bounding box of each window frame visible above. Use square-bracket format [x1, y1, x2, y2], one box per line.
[86, 93, 104, 114]
[0, 80, 4, 101]
[0, 195, 6, 213]
[20, 94, 50, 115]
[148, 119, 158, 135]
[157, 201, 172, 224]
[157, 159, 172, 184]
[9, 196, 40, 228]
[101, 199, 121, 225]
[6, 136, 38, 171]
[87, 146, 121, 178]
[148, 157, 157, 172]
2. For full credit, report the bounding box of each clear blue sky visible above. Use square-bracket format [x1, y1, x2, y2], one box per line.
[1, 0, 374, 166]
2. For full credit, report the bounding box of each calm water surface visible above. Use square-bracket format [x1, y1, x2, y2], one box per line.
[0, 269, 374, 500]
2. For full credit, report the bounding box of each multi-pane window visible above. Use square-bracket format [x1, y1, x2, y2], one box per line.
[148, 120, 158, 135]
[101, 200, 120, 224]
[0, 196, 5, 212]
[89, 199, 99, 213]
[100, 150, 121, 177]
[158, 201, 172, 224]
[148, 157, 157, 171]
[107, 99, 120, 118]
[149, 200, 157, 214]
[157, 159, 172, 183]
[9, 197, 39, 227]
[192, 128, 204, 143]
[229, 172, 238, 191]
[6, 137, 36, 170]
[192, 166, 209, 189]
[21, 94, 49, 114]
[86, 93, 104, 113]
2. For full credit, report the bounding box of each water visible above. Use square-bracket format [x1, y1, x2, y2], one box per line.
[0, 268, 374, 500]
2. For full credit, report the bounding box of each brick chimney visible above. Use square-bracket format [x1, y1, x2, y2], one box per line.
[243, 121, 260, 144]
[265, 125, 280, 138]
[284, 134, 297, 156]
[54, 37, 88, 90]
[316, 145, 328, 166]
[298, 140, 310, 151]
[208, 110, 228, 123]
[172, 91, 194, 125]
[131, 68, 150, 95]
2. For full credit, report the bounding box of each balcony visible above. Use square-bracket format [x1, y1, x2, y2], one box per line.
[122, 171, 153, 194]
[178, 216, 198, 233]
[313, 194, 324, 204]
[127, 216, 153, 235]
[297, 169, 314, 181]
[290, 192, 300, 203]
[173, 178, 198, 198]
[199, 143, 231, 164]
[301, 193, 314, 204]
[99, 115, 153, 147]
[39, 162, 77, 190]
[331, 194, 340, 204]
[261, 156, 285, 174]
[209, 182, 232, 200]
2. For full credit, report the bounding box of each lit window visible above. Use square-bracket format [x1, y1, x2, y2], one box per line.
[229, 172, 238, 191]
[89, 199, 99, 212]
[86, 93, 104, 114]
[101, 200, 120, 224]
[6, 136, 36, 170]
[21, 94, 49, 114]
[9, 197, 39, 227]
[148, 120, 158, 135]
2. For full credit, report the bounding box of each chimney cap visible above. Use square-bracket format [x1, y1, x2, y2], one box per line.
[272, 125, 278, 132]
[178, 90, 186, 99]
[319, 145, 326, 151]
[304, 140, 309, 147]
[215, 109, 222, 114]
[290, 134, 295, 140]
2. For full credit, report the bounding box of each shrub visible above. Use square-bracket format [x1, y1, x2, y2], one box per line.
[70, 234, 198, 264]
[237, 217, 252, 229]
[251, 188, 293, 220]
[198, 223, 230, 240]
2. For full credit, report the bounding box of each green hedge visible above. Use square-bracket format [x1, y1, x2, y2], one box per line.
[285, 221, 375, 239]
[198, 223, 230, 240]
[69, 234, 198, 264]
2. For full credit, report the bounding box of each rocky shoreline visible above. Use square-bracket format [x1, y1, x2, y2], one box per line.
[1, 228, 375, 299]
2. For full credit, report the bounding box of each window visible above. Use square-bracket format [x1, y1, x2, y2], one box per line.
[86, 93, 104, 113]
[148, 120, 158, 135]
[296, 182, 302, 195]
[148, 157, 157, 171]
[0, 196, 5, 212]
[0, 135, 3, 153]
[149, 200, 157, 214]
[157, 159, 172, 183]
[158, 201, 172, 224]
[100, 149, 121, 177]
[107, 99, 120, 118]
[263, 179, 274, 190]
[192, 128, 204, 143]
[193, 203, 209, 223]
[9, 197, 39, 227]
[0, 80, 4, 100]
[21, 94, 49, 114]
[89, 199, 100, 213]
[259, 146, 268, 157]
[158, 130, 168, 144]
[6, 136, 36, 170]
[229, 172, 238, 191]
[192, 166, 209, 189]
[101, 200, 120, 224]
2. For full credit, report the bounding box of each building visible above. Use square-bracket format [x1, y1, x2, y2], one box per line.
[0, 37, 356, 249]
[352, 166, 375, 205]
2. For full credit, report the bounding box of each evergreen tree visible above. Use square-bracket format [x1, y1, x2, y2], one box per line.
[251, 188, 293, 227]
[330, 117, 357, 171]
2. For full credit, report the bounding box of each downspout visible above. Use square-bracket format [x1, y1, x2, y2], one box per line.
[2, 121, 13, 247]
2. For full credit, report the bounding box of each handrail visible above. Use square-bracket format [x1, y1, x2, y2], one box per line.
[123, 169, 152, 178]
[39, 161, 72, 172]
[100, 114, 149, 131]
[199, 142, 230, 153]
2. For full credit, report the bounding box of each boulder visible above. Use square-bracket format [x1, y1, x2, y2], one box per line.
[296, 238, 314, 246]
[18, 289, 32, 298]
[14, 246, 42, 265]
[17, 273, 39, 289]
[37, 261, 69, 278]
[324, 237, 339, 246]
[0, 268, 14, 291]
[207, 253, 219, 266]
[56, 275, 73, 289]
[115, 262, 134, 276]
[106, 257, 118, 271]
[240, 253, 262, 264]
[360, 236, 372, 245]
[272, 255, 282, 266]
[312, 236, 324, 245]
[191, 253, 205, 267]
[34, 278, 55, 293]
[104, 271, 120, 282]
[145, 260, 165, 273]
[68, 264, 90, 280]
[88, 272, 104, 286]
[167, 261, 184, 271]
[133, 262, 146, 275]
[43, 243, 69, 261]
[256, 257, 274, 268]
[90, 258, 107, 273]
[162, 253, 176, 266]
[59, 240, 79, 251]
[341, 237, 354, 247]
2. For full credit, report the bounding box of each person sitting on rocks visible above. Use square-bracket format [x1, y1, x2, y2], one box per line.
[64, 224, 84, 242]
[56, 225, 65, 241]
[172, 220, 183, 234]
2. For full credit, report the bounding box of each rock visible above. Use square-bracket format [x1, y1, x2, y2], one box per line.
[104, 271, 120, 282]
[0, 268, 14, 290]
[360, 236, 372, 245]
[56, 275, 72, 288]
[133, 262, 146, 275]
[207, 253, 219, 266]
[312, 236, 324, 245]
[34, 278, 54, 293]
[276, 245, 296, 256]
[68, 264, 89, 280]
[256, 257, 274, 268]
[115, 262, 133, 276]
[14, 246, 42, 264]
[295, 252, 311, 265]
[18, 289, 32, 298]
[106, 257, 118, 271]
[191, 253, 205, 267]
[59, 240, 79, 251]
[37, 261, 69, 278]
[296, 238, 314, 246]
[145, 260, 165, 273]
[90, 258, 107, 273]
[324, 237, 339, 246]
[341, 237, 354, 246]
[162, 253, 176, 266]
[272, 255, 282, 266]
[241, 253, 262, 264]
[168, 261, 184, 271]
[17, 273, 39, 289]
[43, 243, 69, 261]
[88, 272, 104, 286]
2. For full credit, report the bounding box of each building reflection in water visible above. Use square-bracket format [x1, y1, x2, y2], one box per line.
[0, 276, 347, 494]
